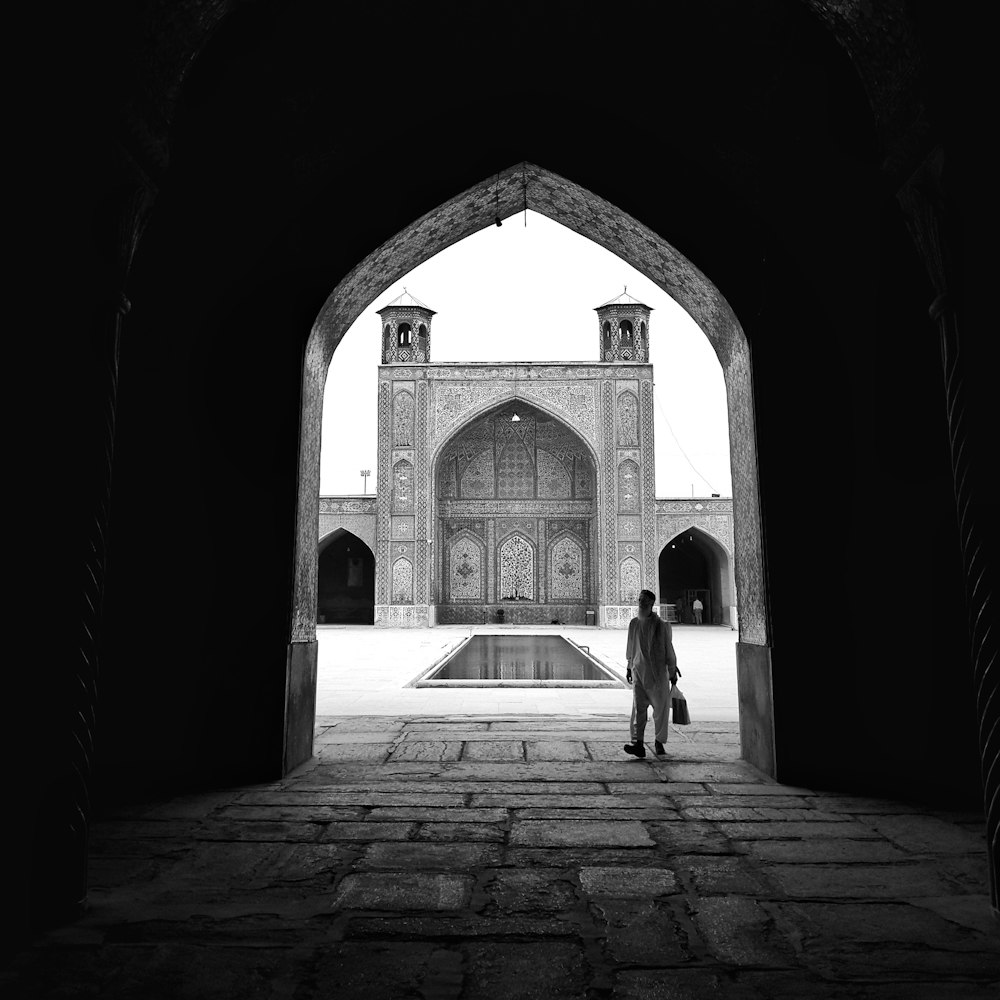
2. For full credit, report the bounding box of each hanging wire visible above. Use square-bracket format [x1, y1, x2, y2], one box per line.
[652, 382, 719, 495]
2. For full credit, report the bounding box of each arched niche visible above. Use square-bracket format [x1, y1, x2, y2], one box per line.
[317, 529, 375, 625]
[658, 524, 735, 627]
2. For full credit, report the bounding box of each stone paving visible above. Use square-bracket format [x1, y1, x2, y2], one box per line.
[5, 717, 998, 999]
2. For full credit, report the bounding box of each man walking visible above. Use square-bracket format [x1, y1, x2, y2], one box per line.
[623, 589, 679, 758]
[692, 597, 704, 625]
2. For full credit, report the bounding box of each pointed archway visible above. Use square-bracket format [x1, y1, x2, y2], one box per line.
[431, 399, 598, 624]
[317, 529, 375, 625]
[290, 163, 773, 777]
[658, 526, 735, 627]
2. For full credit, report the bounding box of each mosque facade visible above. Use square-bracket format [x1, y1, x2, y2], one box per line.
[318, 291, 736, 628]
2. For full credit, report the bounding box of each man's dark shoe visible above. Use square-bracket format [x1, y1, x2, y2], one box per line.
[654, 741, 666, 756]
[623, 743, 646, 758]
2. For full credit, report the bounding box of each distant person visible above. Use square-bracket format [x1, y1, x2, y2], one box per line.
[623, 589, 679, 758]
[693, 597, 704, 625]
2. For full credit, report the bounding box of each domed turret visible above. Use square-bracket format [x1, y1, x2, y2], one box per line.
[377, 289, 435, 363]
[595, 288, 652, 362]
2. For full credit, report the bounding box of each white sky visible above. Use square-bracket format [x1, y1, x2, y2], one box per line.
[320, 211, 732, 498]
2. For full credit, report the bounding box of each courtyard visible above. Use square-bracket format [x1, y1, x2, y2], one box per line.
[316, 623, 739, 719]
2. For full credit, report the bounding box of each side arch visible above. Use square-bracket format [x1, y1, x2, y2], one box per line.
[317, 529, 375, 625]
[658, 524, 736, 627]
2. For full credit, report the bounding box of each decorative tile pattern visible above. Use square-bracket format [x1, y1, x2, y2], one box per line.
[550, 535, 584, 601]
[619, 557, 642, 605]
[449, 532, 484, 602]
[498, 534, 534, 601]
[617, 391, 639, 446]
[393, 390, 414, 447]
[391, 557, 413, 604]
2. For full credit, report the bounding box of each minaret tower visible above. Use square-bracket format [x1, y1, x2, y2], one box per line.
[595, 288, 653, 362]
[377, 289, 436, 363]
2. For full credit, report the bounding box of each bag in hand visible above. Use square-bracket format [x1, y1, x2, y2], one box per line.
[671, 684, 691, 725]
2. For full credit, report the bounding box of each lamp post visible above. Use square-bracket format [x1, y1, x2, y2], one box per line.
[360, 469, 370, 494]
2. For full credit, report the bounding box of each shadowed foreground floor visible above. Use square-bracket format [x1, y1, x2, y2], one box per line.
[5, 717, 998, 998]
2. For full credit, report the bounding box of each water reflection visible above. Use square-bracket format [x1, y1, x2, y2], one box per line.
[430, 635, 609, 681]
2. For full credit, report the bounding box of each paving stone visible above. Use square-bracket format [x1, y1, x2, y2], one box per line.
[436, 762, 663, 783]
[580, 866, 679, 896]
[406, 720, 490, 730]
[803, 795, 922, 814]
[415, 822, 505, 842]
[612, 969, 763, 999]
[674, 794, 822, 809]
[606, 782, 707, 796]
[345, 914, 575, 939]
[270, 843, 356, 883]
[141, 791, 241, 820]
[510, 820, 655, 848]
[216, 805, 366, 822]
[490, 720, 623, 731]
[387, 741, 464, 762]
[681, 806, 848, 822]
[525, 740, 589, 761]
[4, 943, 313, 1000]
[766, 862, 960, 898]
[319, 717, 406, 732]
[737, 838, 910, 864]
[484, 868, 579, 914]
[360, 842, 502, 869]
[672, 855, 769, 895]
[195, 821, 325, 843]
[315, 731, 402, 744]
[471, 793, 670, 810]
[858, 813, 987, 854]
[316, 742, 393, 762]
[418, 780, 607, 795]
[691, 896, 793, 966]
[513, 807, 681, 821]
[461, 740, 525, 761]
[332, 872, 472, 910]
[308, 940, 460, 997]
[90, 820, 201, 841]
[504, 848, 666, 868]
[707, 782, 815, 796]
[239, 790, 469, 807]
[660, 764, 770, 783]
[937, 852, 993, 892]
[366, 807, 507, 822]
[461, 942, 588, 1000]
[771, 899, 997, 949]
[714, 821, 883, 840]
[644, 821, 735, 854]
[593, 899, 691, 965]
[653, 745, 744, 763]
[320, 822, 416, 842]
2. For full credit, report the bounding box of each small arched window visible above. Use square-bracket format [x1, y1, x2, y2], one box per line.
[418, 323, 427, 339]
[397, 323, 412, 347]
[640, 321, 646, 340]
[384, 324, 391, 340]
[619, 320, 634, 345]
[602, 320, 612, 356]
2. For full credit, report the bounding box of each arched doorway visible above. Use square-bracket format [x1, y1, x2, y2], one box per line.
[317, 530, 374, 624]
[432, 400, 598, 625]
[659, 526, 735, 627]
[294, 164, 773, 775]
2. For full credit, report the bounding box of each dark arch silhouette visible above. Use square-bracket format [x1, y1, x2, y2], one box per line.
[658, 526, 735, 627]
[317, 529, 374, 624]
